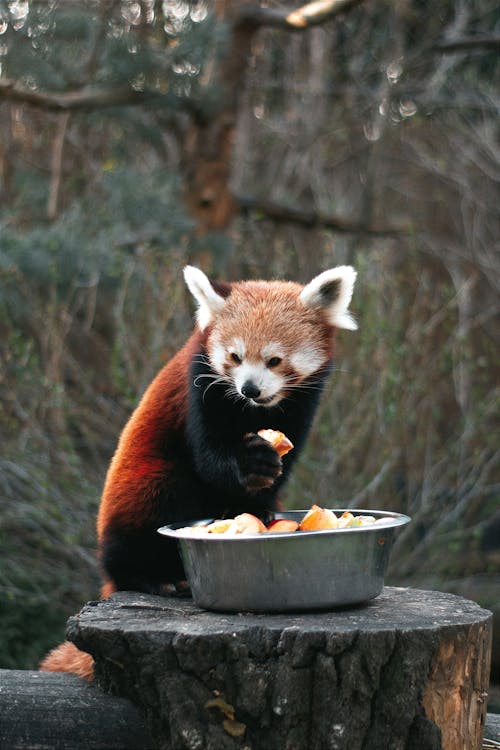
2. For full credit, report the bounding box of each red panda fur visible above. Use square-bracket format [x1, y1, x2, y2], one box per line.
[39, 266, 357, 681]
[39, 640, 94, 681]
[97, 329, 204, 543]
[40, 331, 205, 681]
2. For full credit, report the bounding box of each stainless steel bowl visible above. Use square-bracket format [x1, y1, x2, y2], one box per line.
[158, 509, 410, 612]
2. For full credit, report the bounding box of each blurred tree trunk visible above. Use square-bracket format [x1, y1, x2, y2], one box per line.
[182, 0, 367, 234]
[1, 0, 381, 240]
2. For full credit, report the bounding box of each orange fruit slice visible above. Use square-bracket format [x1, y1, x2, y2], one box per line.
[257, 429, 294, 457]
[299, 504, 338, 531]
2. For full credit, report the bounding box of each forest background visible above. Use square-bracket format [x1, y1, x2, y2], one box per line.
[0, 0, 498, 702]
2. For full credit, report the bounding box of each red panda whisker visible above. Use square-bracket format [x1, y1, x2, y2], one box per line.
[282, 376, 325, 392]
[285, 382, 324, 391]
[225, 387, 260, 411]
[225, 385, 247, 403]
[193, 373, 226, 383]
[195, 375, 230, 403]
[191, 355, 212, 367]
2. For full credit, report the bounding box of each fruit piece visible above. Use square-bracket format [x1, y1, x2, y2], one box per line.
[177, 525, 211, 535]
[337, 511, 354, 528]
[257, 429, 294, 457]
[226, 513, 267, 534]
[205, 519, 234, 534]
[299, 504, 339, 531]
[347, 515, 376, 527]
[266, 519, 300, 533]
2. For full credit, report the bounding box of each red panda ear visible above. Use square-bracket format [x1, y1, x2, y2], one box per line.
[300, 266, 358, 330]
[183, 266, 227, 330]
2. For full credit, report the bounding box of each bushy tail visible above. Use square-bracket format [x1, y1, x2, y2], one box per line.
[39, 580, 116, 682]
[39, 640, 95, 681]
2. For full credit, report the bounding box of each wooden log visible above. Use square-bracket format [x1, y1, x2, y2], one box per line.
[66, 587, 492, 750]
[484, 713, 500, 742]
[0, 673, 497, 749]
[0, 669, 155, 750]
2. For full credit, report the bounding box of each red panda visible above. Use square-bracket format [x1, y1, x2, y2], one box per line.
[40, 264, 357, 680]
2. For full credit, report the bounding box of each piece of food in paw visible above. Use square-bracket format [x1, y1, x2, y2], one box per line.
[226, 513, 267, 535]
[299, 504, 339, 531]
[239, 433, 282, 491]
[257, 429, 294, 457]
[265, 519, 300, 533]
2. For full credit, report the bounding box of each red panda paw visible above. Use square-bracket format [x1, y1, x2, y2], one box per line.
[157, 581, 191, 597]
[238, 433, 283, 493]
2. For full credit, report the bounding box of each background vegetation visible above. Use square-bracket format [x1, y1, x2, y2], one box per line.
[0, 0, 498, 698]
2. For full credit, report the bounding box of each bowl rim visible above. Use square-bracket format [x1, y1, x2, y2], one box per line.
[157, 508, 411, 541]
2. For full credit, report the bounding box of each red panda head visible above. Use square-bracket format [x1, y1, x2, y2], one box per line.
[184, 265, 357, 407]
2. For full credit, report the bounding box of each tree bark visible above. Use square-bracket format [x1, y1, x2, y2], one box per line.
[67, 587, 492, 750]
[47, 112, 70, 220]
[0, 669, 154, 750]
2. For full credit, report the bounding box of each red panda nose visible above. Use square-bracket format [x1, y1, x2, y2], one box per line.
[241, 381, 261, 399]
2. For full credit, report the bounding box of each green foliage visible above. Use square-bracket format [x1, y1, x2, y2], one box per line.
[1, 1, 225, 112]
[0, 447, 100, 668]
[0, 601, 66, 670]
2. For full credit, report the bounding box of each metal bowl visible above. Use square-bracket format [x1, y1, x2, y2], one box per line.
[157, 509, 410, 612]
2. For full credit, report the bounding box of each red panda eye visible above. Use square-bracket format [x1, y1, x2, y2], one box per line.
[230, 352, 242, 364]
[267, 357, 282, 368]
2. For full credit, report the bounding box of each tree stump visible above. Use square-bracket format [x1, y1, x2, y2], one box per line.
[67, 587, 492, 750]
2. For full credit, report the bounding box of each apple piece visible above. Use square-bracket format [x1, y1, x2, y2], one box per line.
[176, 525, 209, 535]
[205, 519, 234, 534]
[257, 429, 294, 457]
[337, 511, 354, 528]
[347, 515, 377, 527]
[299, 505, 339, 531]
[266, 519, 300, 533]
[226, 513, 267, 535]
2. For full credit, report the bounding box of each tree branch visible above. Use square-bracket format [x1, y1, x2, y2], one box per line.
[236, 0, 365, 30]
[434, 35, 500, 53]
[0, 0, 367, 115]
[0, 79, 202, 118]
[236, 194, 413, 236]
[47, 111, 70, 221]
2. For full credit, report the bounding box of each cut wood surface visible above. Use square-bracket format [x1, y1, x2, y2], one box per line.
[66, 586, 492, 750]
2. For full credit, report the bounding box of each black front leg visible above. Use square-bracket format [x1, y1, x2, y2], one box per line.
[100, 523, 186, 592]
[188, 426, 282, 499]
[187, 358, 283, 501]
[237, 432, 282, 493]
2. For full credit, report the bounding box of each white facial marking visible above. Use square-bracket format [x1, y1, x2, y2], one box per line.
[230, 338, 246, 360]
[261, 342, 285, 362]
[210, 339, 227, 375]
[290, 345, 326, 378]
[233, 361, 285, 405]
